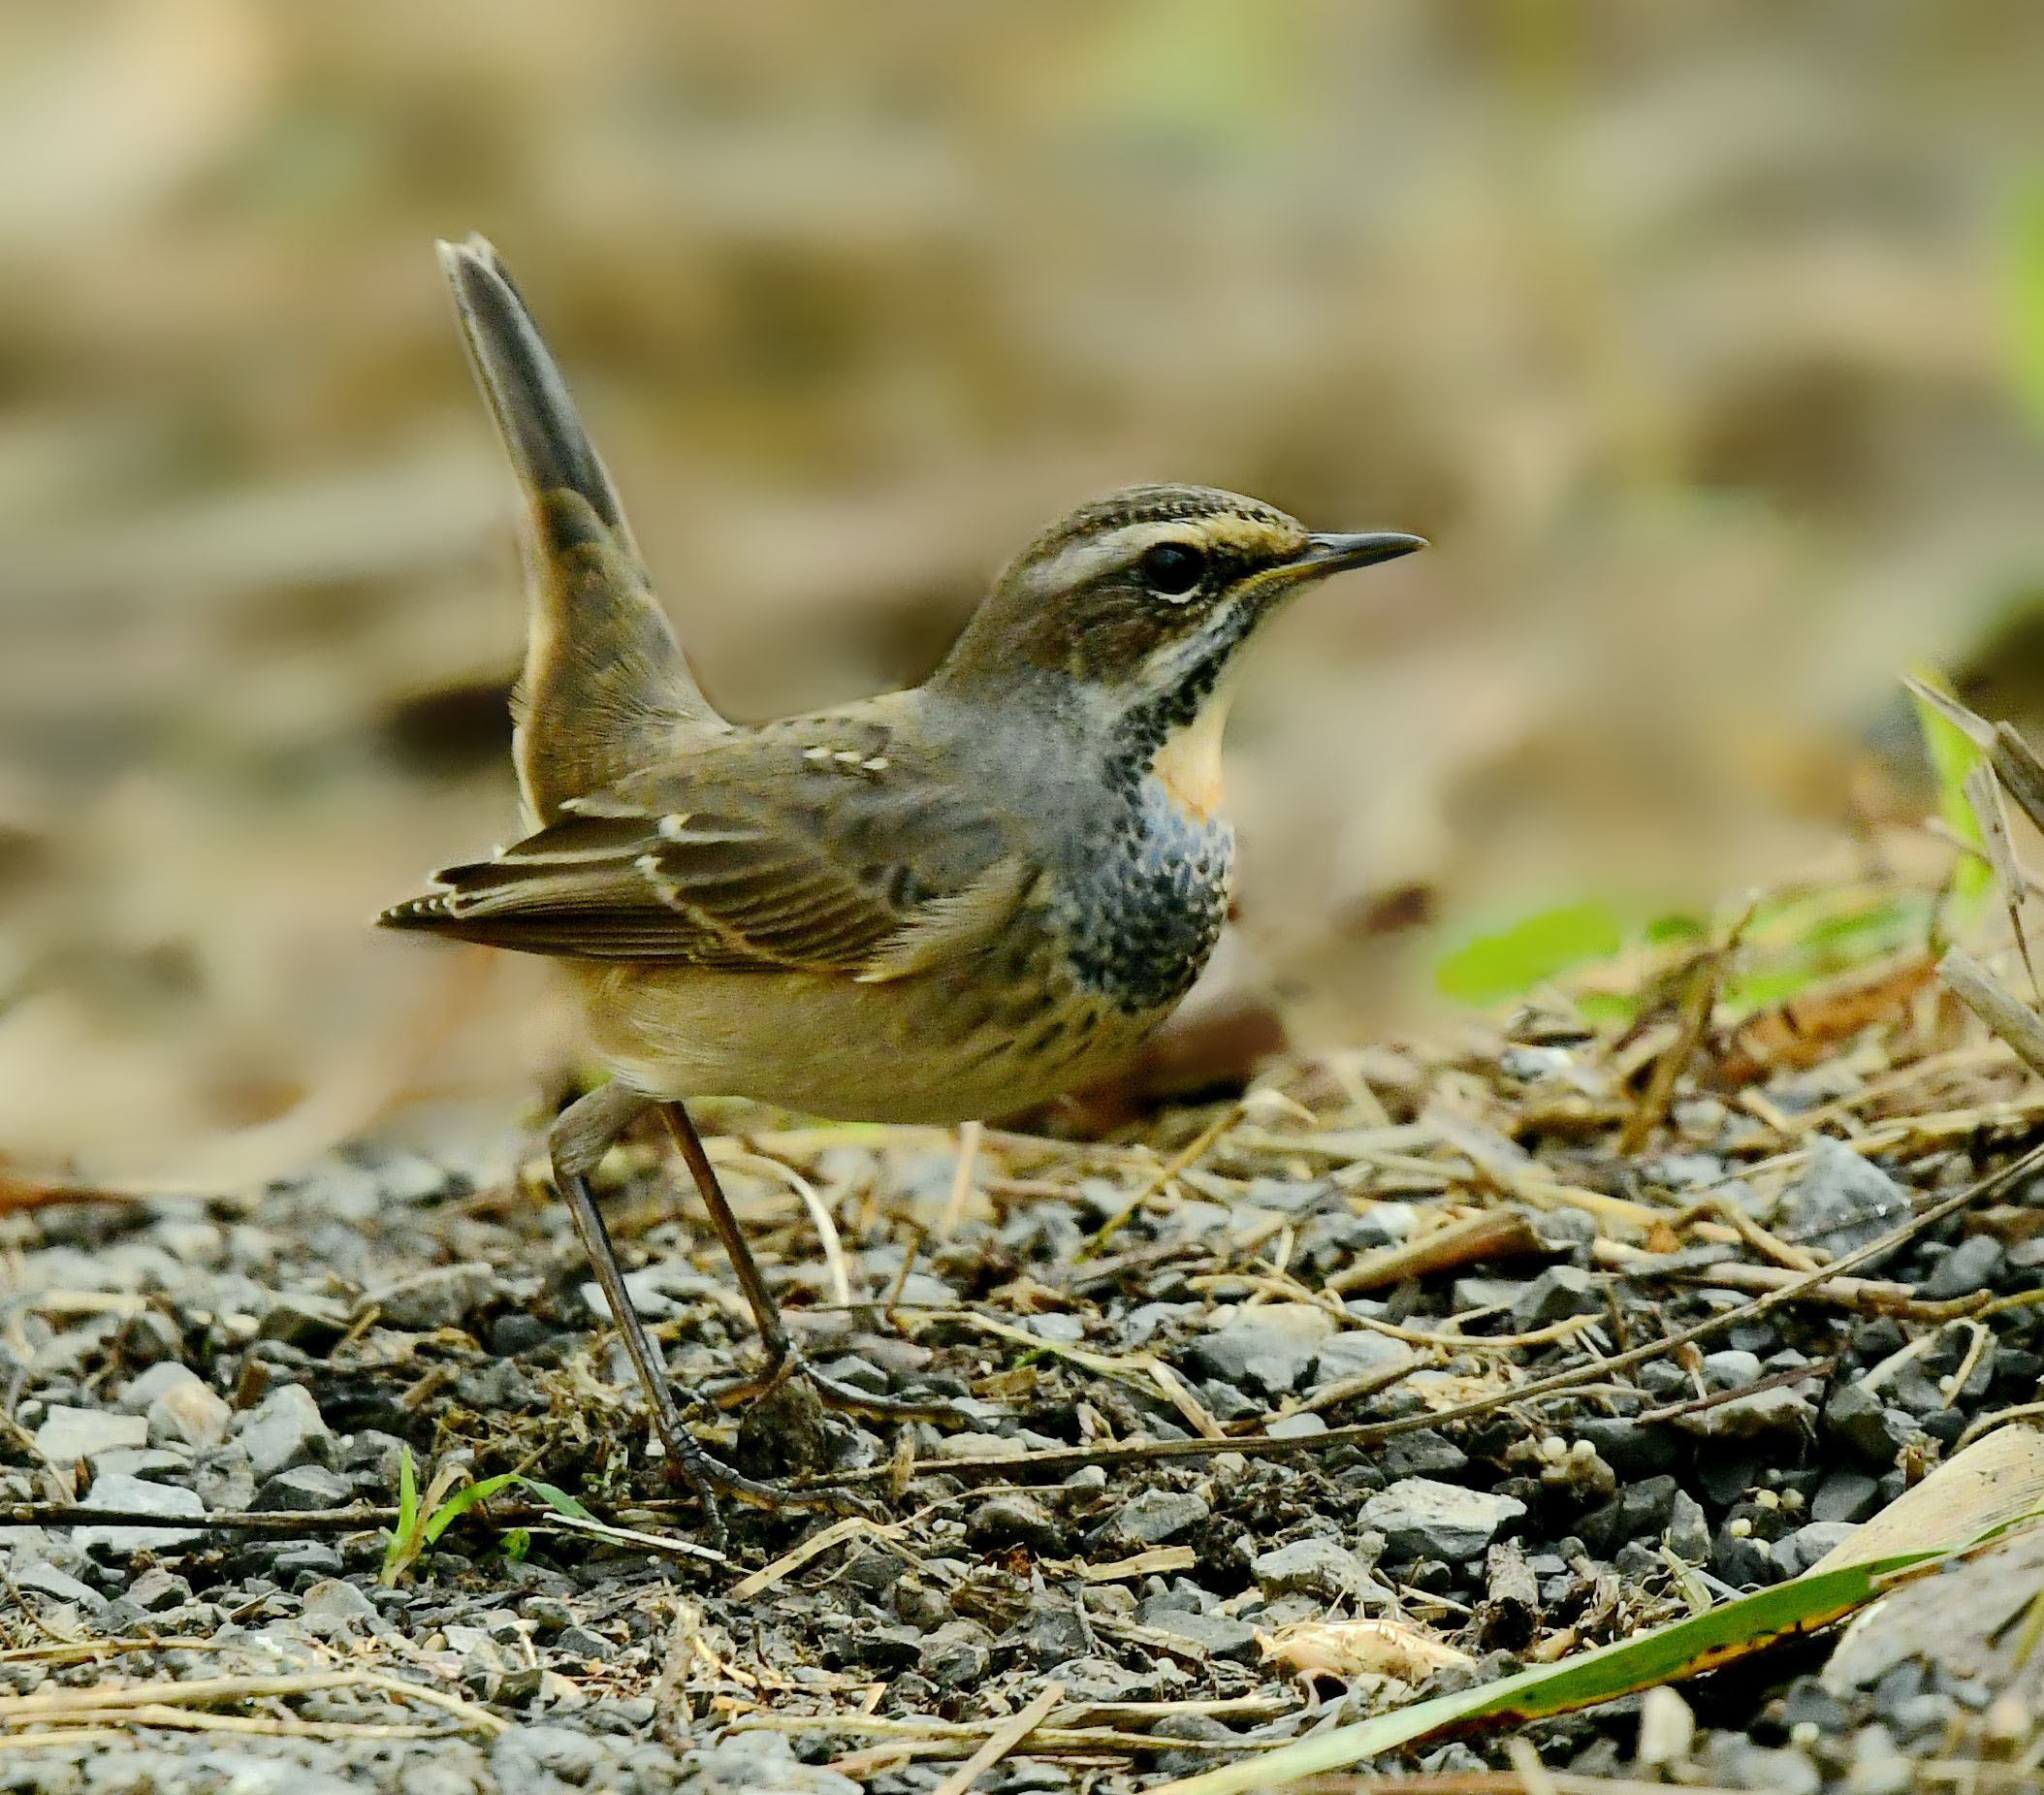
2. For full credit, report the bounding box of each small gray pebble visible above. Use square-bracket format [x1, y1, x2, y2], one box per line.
[555, 1624, 616, 1661]
[1773, 1522, 1858, 1576]
[1378, 1427, 1468, 1480]
[1702, 1349, 1762, 1389]
[1677, 1384, 1816, 1445]
[235, 1382, 335, 1480]
[1008, 1604, 1088, 1668]
[74, 1472, 208, 1554]
[1812, 1469, 1883, 1524]
[1511, 1266, 1602, 1330]
[1312, 1330, 1416, 1386]
[1138, 1607, 1259, 1662]
[300, 1576, 383, 1638]
[1110, 1489, 1209, 1547]
[1702, 1736, 1820, 1795]
[117, 1362, 206, 1415]
[1825, 1382, 1917, 1467]
[254, 1463, 353, 1512]
[1667, 1490, 1711, 1562]
[14, 1559, 106, 1610]
[679, 1731, 860, 1794]
[1781, 1140, 1909, 1270]
[124, 1567, 193, 1613]
[1360, 1478, 1524, 1562]
[890, 1575, 950, 1631]
[1250, 1536, 1370, 1601]
[33, 1405, 145, 1464]
[256, 1293, 351, 1347]
[815, 1354, 891, 1395]
[1920, 1234, 2003, 1302]
[1711, 1526, 1784, 1589]
[967, 1492, 1069, 1555]
[370, 1262, 498, 1331]
[917, 1618, 994, 1687]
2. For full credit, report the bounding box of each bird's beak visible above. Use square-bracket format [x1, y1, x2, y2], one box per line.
[1294, 529, 1428, 575]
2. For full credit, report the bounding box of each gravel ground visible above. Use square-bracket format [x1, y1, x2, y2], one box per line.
[5, 977, 2044, 1793]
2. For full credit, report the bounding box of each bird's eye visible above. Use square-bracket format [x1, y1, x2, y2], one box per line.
[1138, 541, 1206, 597]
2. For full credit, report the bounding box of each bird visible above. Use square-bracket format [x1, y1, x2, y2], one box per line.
[381, 234, 1424, 1527]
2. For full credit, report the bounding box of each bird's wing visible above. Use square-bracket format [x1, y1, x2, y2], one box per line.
[377, 722, 1030, 977]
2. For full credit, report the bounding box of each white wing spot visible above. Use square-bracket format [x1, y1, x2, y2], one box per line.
[862, 755, 890, 773]
[832, 750, 862, 766]
[802, 746, 832, 763]
[655, 812, 693, 841]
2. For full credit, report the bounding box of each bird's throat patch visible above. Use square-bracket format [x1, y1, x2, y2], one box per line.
[1147, 701, 1230, 822]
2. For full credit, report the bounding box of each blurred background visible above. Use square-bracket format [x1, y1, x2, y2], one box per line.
[6, 0, 2044, 1182]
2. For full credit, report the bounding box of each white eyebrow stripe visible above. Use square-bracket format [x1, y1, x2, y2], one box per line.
[1014, 520, 1202, 602]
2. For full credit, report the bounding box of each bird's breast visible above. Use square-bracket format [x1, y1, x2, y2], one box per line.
[1049, 772, 1234, 1017]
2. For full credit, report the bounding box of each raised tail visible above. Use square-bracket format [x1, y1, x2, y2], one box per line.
[438, 236, 719, 822]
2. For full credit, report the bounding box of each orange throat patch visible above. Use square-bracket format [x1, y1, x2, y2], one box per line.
[1148, 700, 1231, 822]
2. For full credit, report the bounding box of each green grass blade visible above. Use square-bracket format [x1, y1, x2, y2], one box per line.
[514, 1477, 596, 1523]
[1151, 1549, 1945, 1795]
[1911, 666, 1992, 908]
[380, 1446, 421, 1585]
[1434, 898, 1626, 1005]
[421, 1470, 525, 1546]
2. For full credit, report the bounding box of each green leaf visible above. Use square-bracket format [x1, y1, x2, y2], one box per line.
[381, 1457, 599, 1581]
[1910, 667, 1992, 907]
[515, 1477, 596, 1523]
[1574, 990, 1638, 1028]
[1151, 1547, 1952, 1795]
[1715, 889, 1934, 1022]
[1643, 913, 1707, 946]
[422, 1470, 524, 1546]
[502, 1528, 531, 1563]
[380, 1446, 421, 1585]
[1434, 899, 1627, 1005]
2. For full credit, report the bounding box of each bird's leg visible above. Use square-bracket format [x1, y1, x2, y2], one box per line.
[548, 1085, 842, 1525]
[659, 1102, 954, 1423]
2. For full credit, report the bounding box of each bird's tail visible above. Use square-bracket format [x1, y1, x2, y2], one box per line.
[437, 235, 718, 822]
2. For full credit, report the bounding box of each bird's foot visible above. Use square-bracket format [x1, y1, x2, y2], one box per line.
[650, 1397, 878, 1526]
[708, 1345, 960, 1426]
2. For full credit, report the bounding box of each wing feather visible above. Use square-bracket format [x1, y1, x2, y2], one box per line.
[377, 738, 1028, 977]
[855, 858, 1036, 982]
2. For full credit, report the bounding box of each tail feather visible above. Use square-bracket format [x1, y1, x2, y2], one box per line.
[438, 235, 636, 551]
[438, 235, 719, 821]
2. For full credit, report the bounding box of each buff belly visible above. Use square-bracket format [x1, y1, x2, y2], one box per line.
[568, 958, 1161, 1125]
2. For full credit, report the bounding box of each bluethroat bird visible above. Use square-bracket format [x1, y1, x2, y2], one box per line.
[381, 236, 1423, 1525]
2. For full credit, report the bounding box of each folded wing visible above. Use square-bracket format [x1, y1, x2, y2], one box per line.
[378, 746, 1030, 979]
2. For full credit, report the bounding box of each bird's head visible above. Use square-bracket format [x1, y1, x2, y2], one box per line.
[932, 485, 1422, 787]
